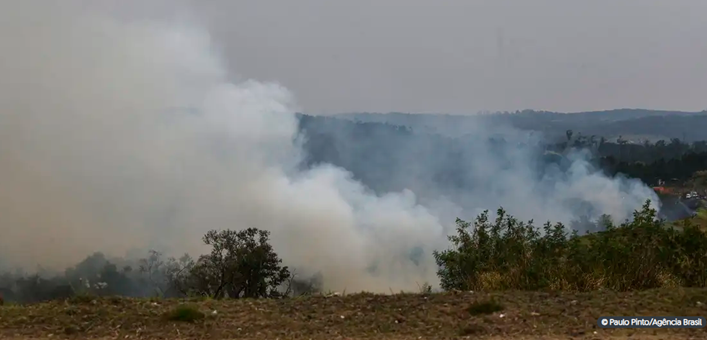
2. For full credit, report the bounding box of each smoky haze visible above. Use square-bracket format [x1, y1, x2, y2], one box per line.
[193, 0, 707, 114]
[0, 1, 658, 292]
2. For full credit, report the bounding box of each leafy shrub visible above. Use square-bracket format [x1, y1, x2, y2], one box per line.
[164, 305, 205, 323]
[466, 300, 504, 315]
[434, 200, 707, 291]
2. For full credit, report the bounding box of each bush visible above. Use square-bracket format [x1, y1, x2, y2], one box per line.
[433, 200, 707, 292]
[164, 305, 205, 323]
[466, 300, 504, 315]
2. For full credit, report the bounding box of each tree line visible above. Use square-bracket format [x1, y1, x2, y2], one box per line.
[299, 115, 707, 190]
[552, 129, 707, 185]
[2, 199, 707, 304]
[0, 228, 319, 304]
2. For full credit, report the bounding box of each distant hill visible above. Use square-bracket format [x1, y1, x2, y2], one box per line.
[335, 109, 707, 142]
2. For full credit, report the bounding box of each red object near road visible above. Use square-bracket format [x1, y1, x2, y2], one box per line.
[653, 186, 674, 195]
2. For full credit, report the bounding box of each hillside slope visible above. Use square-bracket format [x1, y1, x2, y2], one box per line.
[337, 110, 707, 142]
[2, 289, 706, 339]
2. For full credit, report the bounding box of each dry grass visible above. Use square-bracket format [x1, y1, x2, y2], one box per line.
[2, 288, 707, 339]
[694, 208, 707, 229]
[670, 207, 707, 232]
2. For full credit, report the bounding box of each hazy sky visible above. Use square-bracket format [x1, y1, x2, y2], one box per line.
[100, 0, 707, 114]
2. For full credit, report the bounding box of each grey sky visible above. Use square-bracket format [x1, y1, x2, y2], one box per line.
[122, 1, 707, 114]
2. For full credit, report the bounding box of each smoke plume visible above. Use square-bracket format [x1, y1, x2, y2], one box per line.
[0, 1, 658, 292]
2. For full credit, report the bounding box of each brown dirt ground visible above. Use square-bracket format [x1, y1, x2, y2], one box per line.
[1, 288, 707, 339]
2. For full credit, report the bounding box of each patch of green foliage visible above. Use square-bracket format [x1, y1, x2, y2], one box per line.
[67, 294, 96, 305]
[466, 300, 504, 315]
[697, 208, 707, 220]
[434, 200, 707, 291]
[164, 304, 205, 323]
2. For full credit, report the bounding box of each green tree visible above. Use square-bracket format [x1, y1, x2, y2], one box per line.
[180, 228, 290, 299]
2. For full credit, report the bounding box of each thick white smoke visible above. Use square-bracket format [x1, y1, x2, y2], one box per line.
[0, 0, 447, 291]
[0, 1, 658, 291]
